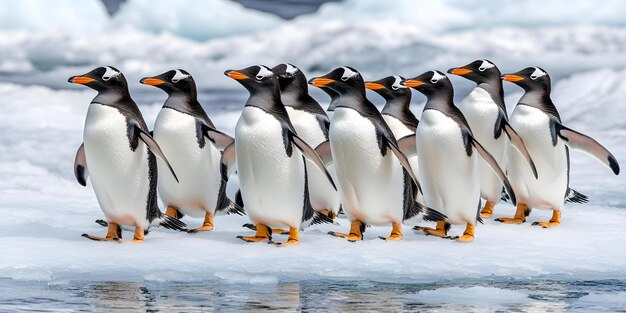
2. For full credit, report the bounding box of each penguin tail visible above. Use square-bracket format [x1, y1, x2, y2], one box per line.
[565, 188, 589, 204]
[500, 186, 511, 202]
[404, 201, 447, 223]
[312, 211, 336, 226]
[155, 213, 187, 231]
[215, 181, 246, 216]
[235, 189, 244, 208]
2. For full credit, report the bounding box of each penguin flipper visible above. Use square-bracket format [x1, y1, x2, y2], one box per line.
[291, 134, 337, 190]
[501, 120, 538, 179]
[379, 132, 422, 195]
[220, 142, 237, 182]
[468, 134, 517, 205]
[553, 121, 620, 175]
[314, 140, 333, 166]
[199, 121, 235, 150]
[136, 126, 179, 183]
[397, 134, 417, 158]
[74, 143, 88, 186]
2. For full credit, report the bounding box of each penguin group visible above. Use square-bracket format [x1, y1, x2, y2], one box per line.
[69, 60, 620, 245]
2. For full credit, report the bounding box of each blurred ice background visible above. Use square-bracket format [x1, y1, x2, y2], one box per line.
[0, 0, 625, 311]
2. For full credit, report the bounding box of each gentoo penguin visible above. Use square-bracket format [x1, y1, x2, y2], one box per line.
[140, 69, 243, 233]
[498, 67, 619, 227]
[447, 60, 537, 218]
[222, 65, 335, 246]
[401, 70, 515, 242]
[69, 66, 186, 242]
[308, 67, 445, 242]
[365, 76, 422, 203]
[270, 63, 341, 220]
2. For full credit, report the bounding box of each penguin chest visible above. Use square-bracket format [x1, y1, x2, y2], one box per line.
[508, 105, 568, 209]
[285, 107, 340, 213]
[153, 108, 221, 216]
[416, 110, 479, 224]
[83, 103, 151, 226]
[459, 87, 506, 201]
[235, 106, 305, 228]
[329, 108, 404, 224]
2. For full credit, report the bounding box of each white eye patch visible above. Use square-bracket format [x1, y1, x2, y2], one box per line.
[341, 67, 358, 81]
[285, 63, 298, 75]
[256, 66, 273, 80]
[530, 67, 546, 80]
[171, 69, 189, 83]
[391, 76, 406, 90]
[102, 66, 120, 81]
[430, 71, 447, 84]
[478, 60, 495, 72]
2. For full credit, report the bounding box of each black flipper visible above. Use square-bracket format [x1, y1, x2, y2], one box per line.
[551, 119, 620, 175]
[220, 142, 237, 182]
[136, 126, 179, 183]
[235, 189, 244, 208]
[74, 143, 88, 186]
[377, 130, 422, 195]
[498, 115, 538, 179]
[215, 178, 245, 216]
[198, 121, 235, 150]
[290, 132, 337, 190]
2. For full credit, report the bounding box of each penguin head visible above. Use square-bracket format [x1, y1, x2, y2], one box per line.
[271, 63, 308, 95]
[308, 66, 365, 96]
[365, 76, 411, 102]
[224, 65, 279, 95]
[401, 70, 453, 99]
[140, 69, 196, 96]
[68, 66, 128, 92]
[447, 59, 501, 84]
[501, 67, 551, 92]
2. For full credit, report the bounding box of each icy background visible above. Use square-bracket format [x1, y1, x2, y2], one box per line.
[0, 0, 625, 301]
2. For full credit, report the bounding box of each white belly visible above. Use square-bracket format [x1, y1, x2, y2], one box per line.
[416, 110, 480, 225]
[83, 103, 152, 228]
[382, 114, 421, 202]
[236, 106, 305, 228]
[507, 105, 568, 210]
[459, 87, 507, 202]
[330, 108, 405, 225]
[286, 107, 340, 214]
[153, 108, 222, 217]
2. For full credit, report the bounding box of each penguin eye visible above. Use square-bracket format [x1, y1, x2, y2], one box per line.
[341, 76, 349, 82]
[430, 79, 438, 84]
[255, 75, 264, 81]
[171, 77, 180, 83]
[391, 85, 399, 91]
[478, 67, 487, 72]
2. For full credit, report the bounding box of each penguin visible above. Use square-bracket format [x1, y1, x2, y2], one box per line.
[270, 63, 341, 220]
[400, 70, 515, 242]
[447, 60, 537, 218]
[497, 67, 619, 227]
[222, 65, 336, 246]
[139, 69, 243, 233]
[308, 67, 446, 242]
[69, 66, 186, 242]
[364, 75, 422, 203]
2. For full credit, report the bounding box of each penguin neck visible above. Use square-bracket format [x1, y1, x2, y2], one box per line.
[477, 81, 507, 114]
[280, 88, 308, 109]
[246, 88, 284, 113]
[163, 92, 211, 124]
[518, 89, 561, 120]
[381, 96, 411, 117]
[423, 92, 454, 112]
[92, 88, 132, 108]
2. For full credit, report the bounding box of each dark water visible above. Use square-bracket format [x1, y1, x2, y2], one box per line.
[1, 279, 625, 312]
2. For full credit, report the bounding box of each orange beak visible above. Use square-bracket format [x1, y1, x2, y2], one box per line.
[502, 74, 524, 82]
[450, 68, 473, 76]
[310, 78, 335, 87]
[403, 80, 425, 88]
[140, 78, 165, 86]
[364, 82, 386, 90]
[69, 76, 95, 85]
[226, 71, 249, 80]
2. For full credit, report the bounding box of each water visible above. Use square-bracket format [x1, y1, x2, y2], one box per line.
[2, 279, 625, 312]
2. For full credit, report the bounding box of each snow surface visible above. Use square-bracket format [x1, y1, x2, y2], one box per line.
[0, 0, 625, 284]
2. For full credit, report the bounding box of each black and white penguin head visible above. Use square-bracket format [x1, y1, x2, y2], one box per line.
[140, 69, 196, 95]
[308, 66, 365, 95]
[271, 63, 308, 94]
[447, 59, 501, 84]
[365, 75, 411, 101]
[401, 70, 453, 98]
[68, 66, 128, 92]
[501, 67, 551, 92]
[224, 65, 279, 94]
